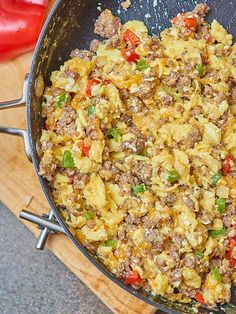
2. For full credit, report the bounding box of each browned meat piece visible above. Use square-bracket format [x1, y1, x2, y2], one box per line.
[173, 235, 184, 247]
[150, 36, 160, 50]
[86, 125, 99, 140]
[120, 114, 132, 126]
[119, 171, 139, 186]
[42, 88, 62, 117]
[103, 160, 112, 170]
[196, 24, 215, 43]
[215, 92, 226, 104]
[228, 227, 236, 238]
[184, 62, 194, 72]
[169, 245, 180, 266]
[192, 3, 210, 17]
[94, 9, 122, 39]
[190, 106, 202, 116]
[155, 257, 168, 272]
[176, 105, 184, 114]
[56, 107, 77, 135]
[142, 215, 160, 229]
[41, 140, 53, 151]
[132, 162, 152, 185]
[143, 230, 166, 251]
[70, 49, 94, 60]
[204, 85, 214, 96]
[125, 96, 144, 113]
[231, 85, 236, 99]
[187, 127, 202, 148]
[89, 39, 101, 52]
[165, 71, 180, 87]
[183, 254, 196, 267]
[163, 193, 177, 207]
[125, 214, 141, 225]
[63, 70, 79, 80]
[128, 124, 146, 139]
[222, 205, 236, 228]
[121, 138, 145, 154]
[198, 210, 214, 225]
[73, 174, 89, 189]
[216, 111, 229, 129]
[117, 227, 126, 240]
[171, 269, 182, 285]
[228, 80, 236, 104]
[119, 88, 130, 100]
[86, 220, 96, 229]
[183, 196, 196, 211]
[179, 288, 199, 299]
[136, 81, 156, 99]
[176, 76, 192, 93]
[161, 95, 174, 107]
[230, 86, 236, 101]
[107, 34, 122, 48]
[39, 162, 57, 182]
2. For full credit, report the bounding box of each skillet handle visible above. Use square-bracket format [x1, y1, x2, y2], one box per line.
[0, 74, 32, 161]
[0, 73, 28, 109]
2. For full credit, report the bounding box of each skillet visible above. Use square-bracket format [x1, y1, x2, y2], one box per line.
[0, 0, 236, 313]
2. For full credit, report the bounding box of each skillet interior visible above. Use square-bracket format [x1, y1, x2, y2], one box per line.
[27, 0, 236, 313]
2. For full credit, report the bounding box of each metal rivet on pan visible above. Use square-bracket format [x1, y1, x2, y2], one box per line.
[35, 74, 45, 98]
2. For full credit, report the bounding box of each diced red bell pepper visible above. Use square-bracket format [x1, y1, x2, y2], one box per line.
[86, 79, 100, 96]
[184, 17, 198, 29]
[222, 156, 235, 175]
[45, 123, 50, 130]
[103, 79, 112, 85]
[123, 29, 140, 46]
[0, 0, 48, 62]
[78, 141, 91, 157]
[124, 270, 142, 285]
[195, 292, 205, 304]
[225, 236, 236, 268]
[122, 49, 140, 63]
[229, 236, 236, 247]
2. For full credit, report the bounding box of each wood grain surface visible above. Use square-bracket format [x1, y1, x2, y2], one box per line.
[0, 1, 155, 313]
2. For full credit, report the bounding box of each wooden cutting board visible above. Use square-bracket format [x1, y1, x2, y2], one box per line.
[0, 1, 156, 313]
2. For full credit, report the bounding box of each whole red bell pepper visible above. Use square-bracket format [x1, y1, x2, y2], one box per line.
[0, 0, 48, 62]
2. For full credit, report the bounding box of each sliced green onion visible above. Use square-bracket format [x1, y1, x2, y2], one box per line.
[88, 104, 96, 116]
[210, 173, 222, 187]
[195, 251, 204, 258]
[196, 64, 204, 78]
[136, 58, 149, 71]
[167, 170, 181, 183]
[216, 198, 226, 214]
[107, 128, 120, 141]
[212, 268, 222, 283]
[62, 150, 75, 168]
[132, 183, 146, 196]
[208, 227, 227, 238]
[83, 211, 95, 221]
[57, 93, 67, 108]
[104, 240, 117, 249]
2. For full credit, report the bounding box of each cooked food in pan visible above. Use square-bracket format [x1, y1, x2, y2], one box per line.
[39, 3, 236, 308]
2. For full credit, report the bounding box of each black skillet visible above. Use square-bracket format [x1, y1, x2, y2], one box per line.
[0, 0, 236, 313]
